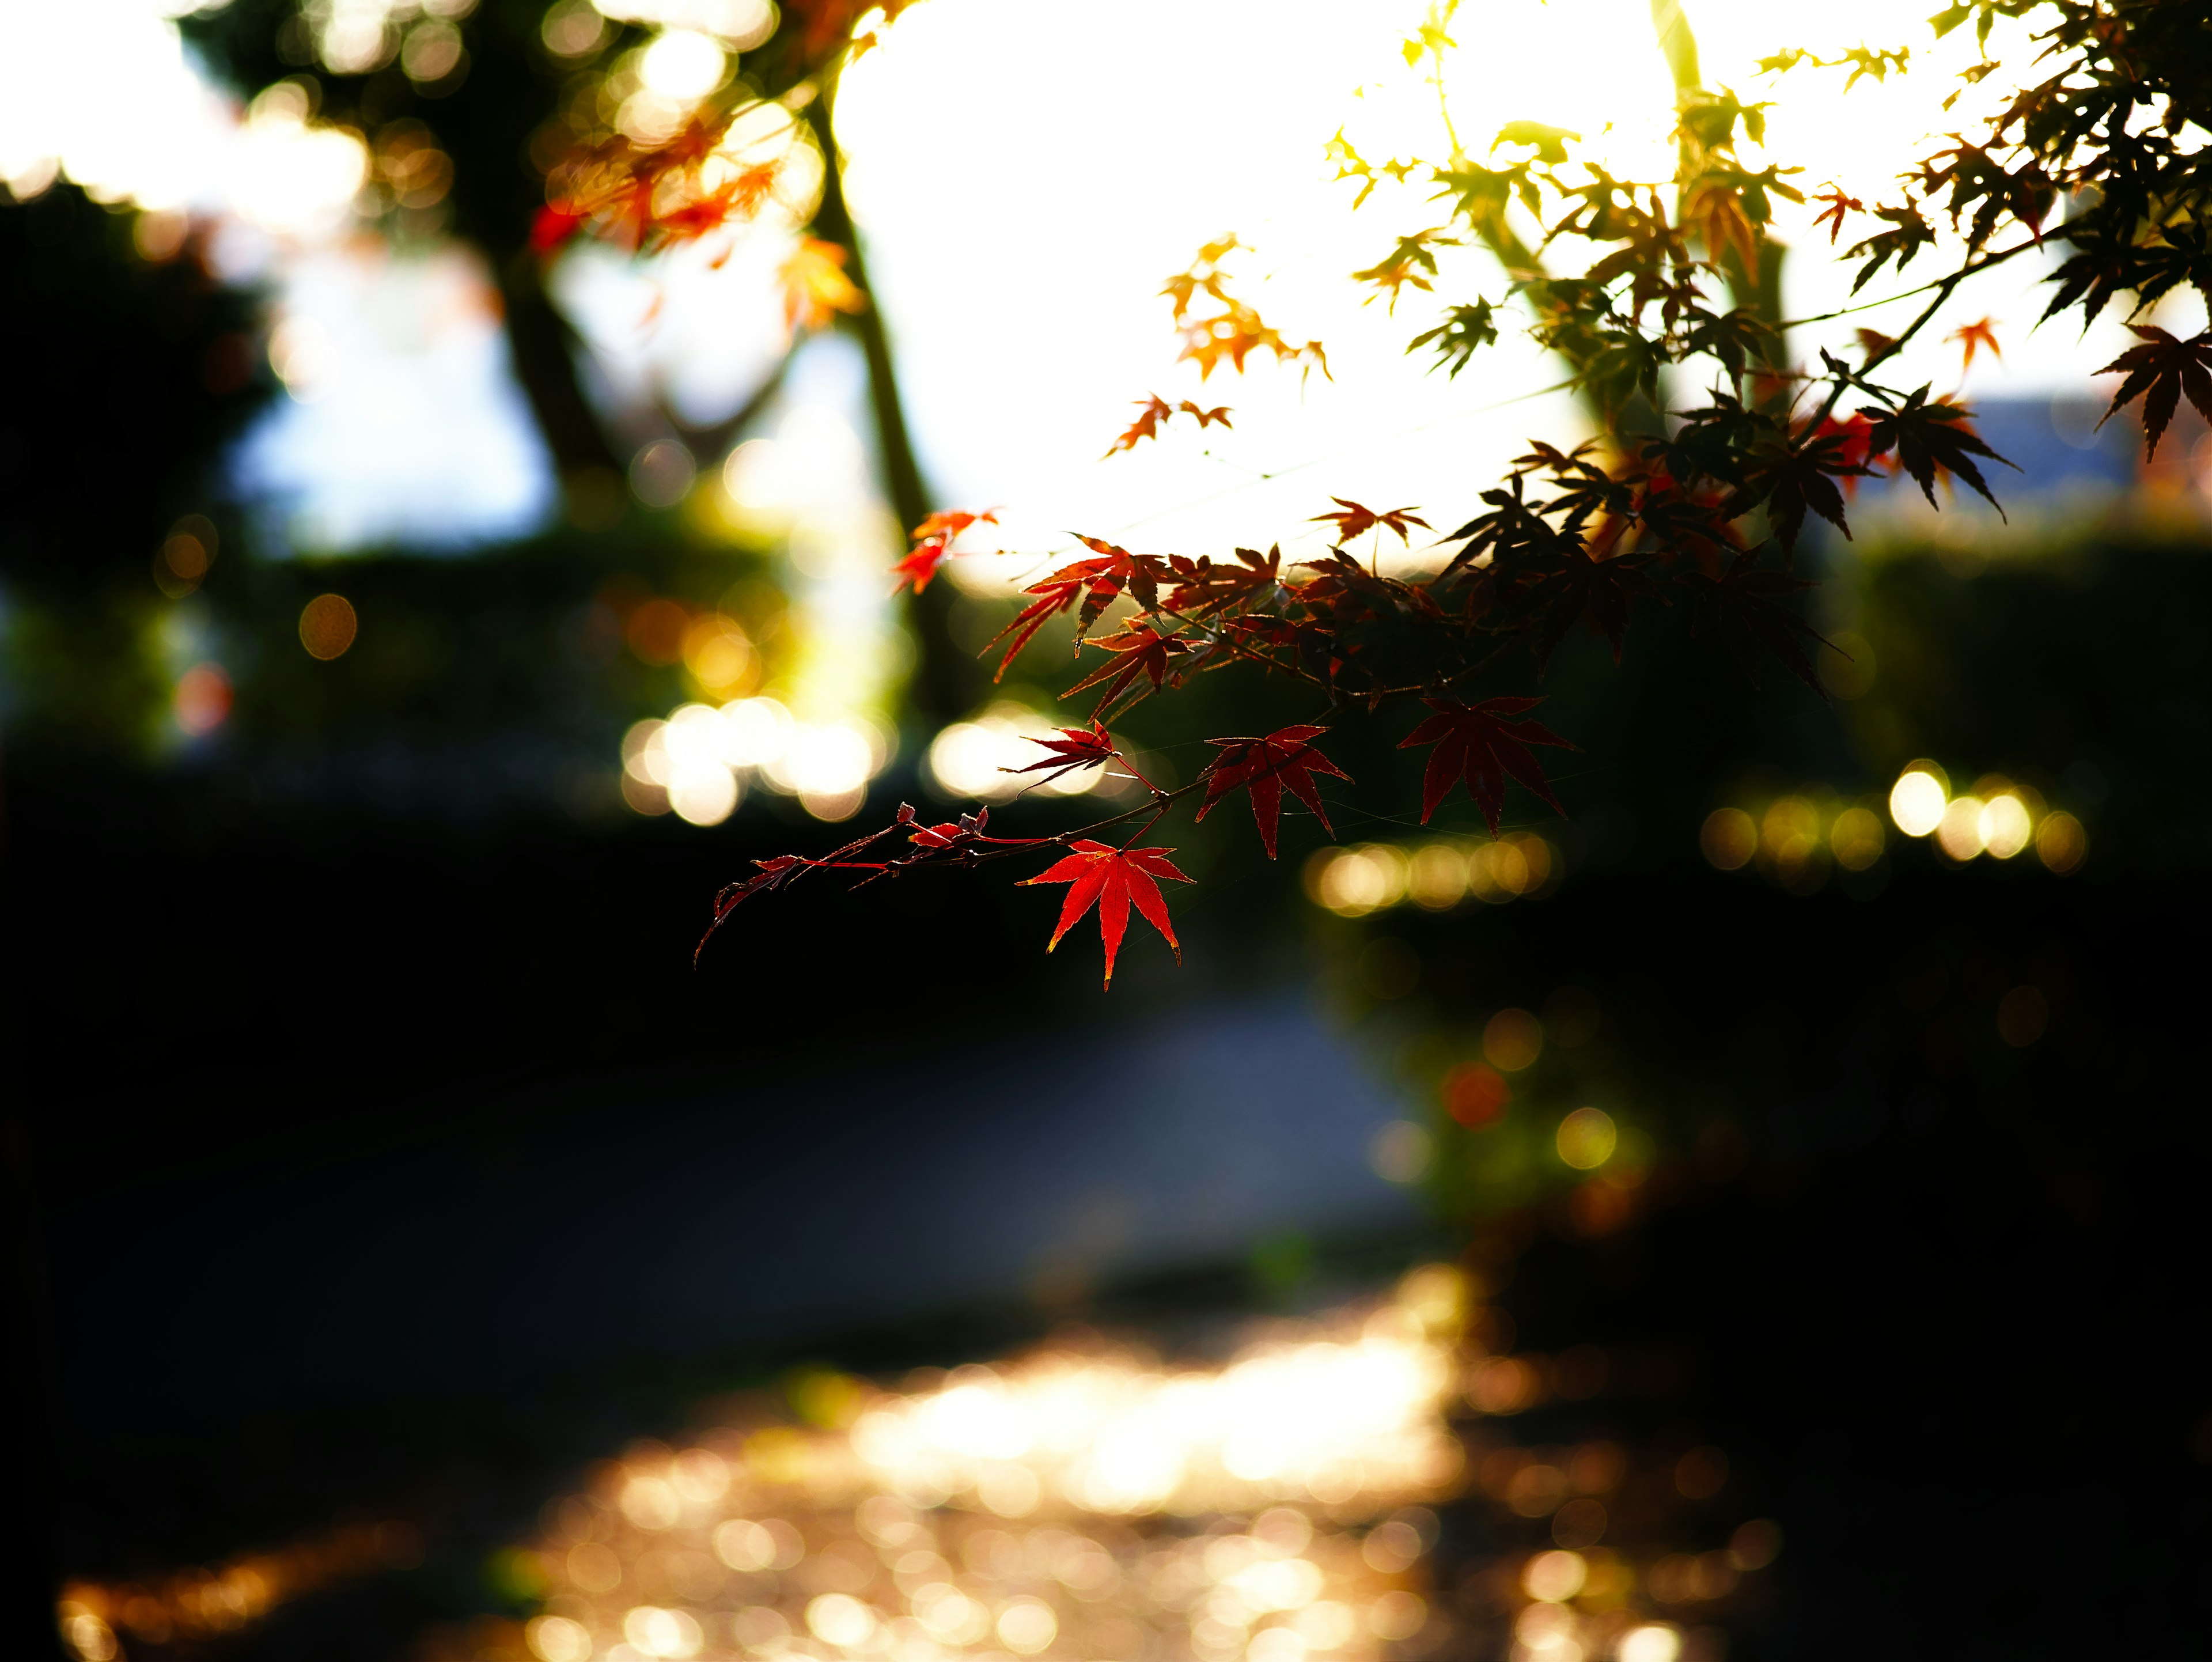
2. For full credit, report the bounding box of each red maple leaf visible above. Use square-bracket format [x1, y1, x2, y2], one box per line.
[1312, 498, 1431, 543]
[692, 853, 813, 963]
[1008, 721, 1116, 788]
[1397, 696, 1575, 831]
[1194, 725, 1350, 857]
[1165, 544, 1282, 615]
[983, 539, 1165, 678]
[1062, 623, 1188, 717]
[1020, 841, 1192, 989]
[892, 508, 998, 595]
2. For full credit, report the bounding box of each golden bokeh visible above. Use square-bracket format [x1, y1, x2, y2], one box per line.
[298, 593, 358, 661]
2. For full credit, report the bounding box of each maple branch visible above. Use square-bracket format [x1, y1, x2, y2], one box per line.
[1775, 233, 2041, 331]
[1807, 245, 2001, 429]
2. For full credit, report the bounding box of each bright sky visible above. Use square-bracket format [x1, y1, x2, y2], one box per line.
[834, 0, 2157, 581]
[0, 0, 2173, 563]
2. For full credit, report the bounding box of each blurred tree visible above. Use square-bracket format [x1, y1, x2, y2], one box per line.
[180, 0, 979, 717]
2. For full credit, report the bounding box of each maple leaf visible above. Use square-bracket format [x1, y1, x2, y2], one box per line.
[1397, 697, 1575, 832]
[1680, 549, 1831, 692]
[1104, 396, 1233, 457]
[2094, 325, 2212, 461]
[1165, 544, 1282, 616]
[1019, 841, 1192, 989]
[1685, 180, 1760, 277]
[1811, 184, 1862, 244]
[1410, 300, 1499, 378]
[1527, 543, 1657, 666]
[1194, 725, 1350, 858]
[1351, 230, 1455, 314]
[1855, 327, 1899, 363]
[892, 508, 998, 595]
[695, 854, 813, 961]
[1949, 316, 2002, 373]
[1008, 721, 1116, 788]
[781, 237, 865, 333]
[1859, 388, 2012, 512]
[983, 541, 1163, 677]
[1062, 622, 1188, 717]
[1107, 395, 1175, 456]
[1312, 498, 1431, 544]
[1494, 121, 1581, 166]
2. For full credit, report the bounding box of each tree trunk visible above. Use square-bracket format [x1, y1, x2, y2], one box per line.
[499, 256, 624, 491]
[803, 89, 981, 728]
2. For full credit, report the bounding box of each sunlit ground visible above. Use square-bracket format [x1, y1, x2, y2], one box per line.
[63, 1266, 1782, 1662]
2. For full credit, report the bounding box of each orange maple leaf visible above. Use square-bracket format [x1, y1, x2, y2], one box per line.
[891, 509, 998, 595]
[1104, 396, 1235, 457]
[1311, 498, 1430, 543]
[1107, 395, 1175, 456]
[781, 237, 866, 333]
[1949, 316, 2002, 372]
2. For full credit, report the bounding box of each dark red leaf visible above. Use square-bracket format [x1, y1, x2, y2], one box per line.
[1195, 724, 1350, 857]
[1396, 696, 1575, 832]
[2094, 325, 2212, 461]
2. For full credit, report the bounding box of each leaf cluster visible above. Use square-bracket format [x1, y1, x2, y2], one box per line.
[669, 0, 2212, 986]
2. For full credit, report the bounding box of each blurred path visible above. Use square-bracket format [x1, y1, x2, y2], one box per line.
[55, 991, 1416, 1411]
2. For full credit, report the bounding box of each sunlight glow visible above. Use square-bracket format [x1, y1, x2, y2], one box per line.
[518, 1275, 1474, 1662]
[832, 0, 2146, 571]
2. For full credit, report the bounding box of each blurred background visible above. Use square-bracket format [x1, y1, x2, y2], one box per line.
[2, 1, 2208, 1660]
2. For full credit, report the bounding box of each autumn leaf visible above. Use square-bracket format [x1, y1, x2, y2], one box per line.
[1493, 120, 1581, 165]
[892, 508, 998, 595]
[1397, 697, 1575, 832]
[1105, 396, 1233, 457]
[1164, 544, 1282, 616]
[1685, 180, 1760, 277]
[1859, 388, 2012, 512]
[781, 237, 865, 333]
[2094, 325, 2212, 460]
[1195, 725, 1349, 858]
[694, 854, 813, 962]
[1680, 549, 1831, 692]
[983, 542, 1165, 677]
[1949, 316, 2001, 373]
[1312, 498, 1431, 544]
[1062, 622, 1188, 717]
[1020, 841, 1192, 989]
[1107, 395, 1175, 456]
[1810, 184, 1862, 244]
[1009, 721, 1116, 788]
[1352, 230, 1456, 314]
[1410, 300, 1499, 377]
[1855, 327, 1899, 363]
